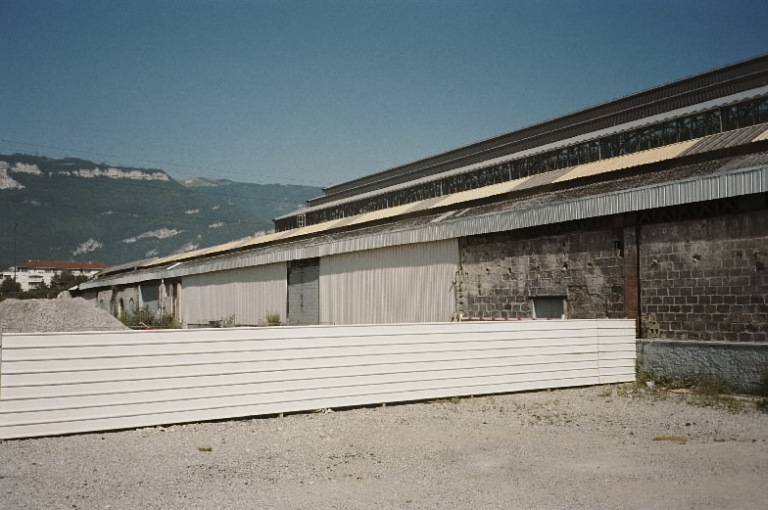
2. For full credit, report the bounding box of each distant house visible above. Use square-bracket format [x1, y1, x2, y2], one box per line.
[1, 260, 108, 292]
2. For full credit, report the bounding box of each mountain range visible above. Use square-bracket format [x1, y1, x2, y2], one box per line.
[0, 154, 321, 269]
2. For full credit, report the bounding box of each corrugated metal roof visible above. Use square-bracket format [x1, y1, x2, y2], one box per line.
[406, 196, 445, 213]
[94, 257, 158, 277]
[514, 167, 571, 191]
[346, 203, 417, 226]
[317, 61, 768, 204]
[149, 242, 235, 267]
[142, 128, 766, 272]
[281, 219, 347, 239]
[236, 230, 291, 248]
[308, 85, 768, 209]
[753, 127, 768, 142]
[79, 162, 768, 290]
[718, 152, 768, 172]
[683, 124, 768, 155]
[554, 139, 698, 183]
[280, 86, 768, 219]
[426, 177, 531, 209]
[140, 126, 768, 273]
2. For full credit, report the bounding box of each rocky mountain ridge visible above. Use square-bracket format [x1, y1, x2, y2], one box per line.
[0, 154, 320, 268]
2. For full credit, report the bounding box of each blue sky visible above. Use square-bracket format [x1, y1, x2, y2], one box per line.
[1, 0, 766, 188]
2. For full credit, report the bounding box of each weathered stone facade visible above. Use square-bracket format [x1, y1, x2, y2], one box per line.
[95, 287, 139, 317]
[639, 209, 768, 343]
[457, 206, 768, 344]
[458, 204, 768, 392]
[458, 219, 629, 320]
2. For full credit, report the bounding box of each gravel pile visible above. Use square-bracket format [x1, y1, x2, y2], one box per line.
[0, 297, 129, 333]
[1, 385, 766, 509]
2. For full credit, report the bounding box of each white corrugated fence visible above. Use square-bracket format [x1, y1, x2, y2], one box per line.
[0, 320, 635, 439]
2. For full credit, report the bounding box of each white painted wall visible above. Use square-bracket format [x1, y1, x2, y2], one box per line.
[0, 320, 635, 439]
[319, 239, 459, 324]
[181, 263, 287, 326]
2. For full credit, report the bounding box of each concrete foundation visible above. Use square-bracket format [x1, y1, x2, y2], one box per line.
[637, 339, 768, 394]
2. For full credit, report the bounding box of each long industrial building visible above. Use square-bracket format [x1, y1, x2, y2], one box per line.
[76, 55, 768, 390]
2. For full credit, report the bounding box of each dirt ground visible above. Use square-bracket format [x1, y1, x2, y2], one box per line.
[1, 384, 767, 510]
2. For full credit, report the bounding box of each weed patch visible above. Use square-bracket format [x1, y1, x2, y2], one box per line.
[119, 306, 180, 329]
[628, 374, 753, 412]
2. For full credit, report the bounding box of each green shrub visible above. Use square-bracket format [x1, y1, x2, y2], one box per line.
[263, 312, 282, 327]
[119, 306, 180, 329]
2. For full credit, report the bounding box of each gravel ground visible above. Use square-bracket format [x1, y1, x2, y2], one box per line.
[0, 297, 128, 333]
[1, 385, 766, 510]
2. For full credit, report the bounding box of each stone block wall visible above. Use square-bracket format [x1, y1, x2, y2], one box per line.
[94, 287, 140, 318]
[458, 221, 629, 319]
[639, 209, 768, 342]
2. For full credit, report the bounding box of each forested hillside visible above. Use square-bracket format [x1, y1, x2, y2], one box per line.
[0, 154, 320, 268]
[179, 177, 319, 221]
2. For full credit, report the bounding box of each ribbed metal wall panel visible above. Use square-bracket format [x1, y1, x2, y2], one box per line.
[319, 239, 459, 324]
[0, 320, 636, 439]
[181, 263, 286, 327]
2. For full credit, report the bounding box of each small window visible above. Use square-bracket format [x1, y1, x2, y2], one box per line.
[532, 297, 566, 319]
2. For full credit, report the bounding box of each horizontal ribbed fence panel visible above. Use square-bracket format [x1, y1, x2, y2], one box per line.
[0, 320, 635, 439]
[596, 321, 637, 382]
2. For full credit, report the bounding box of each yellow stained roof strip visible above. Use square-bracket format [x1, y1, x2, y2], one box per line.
[150, 247, 211, 267]
[753, 127, 768, 142]
[428, 176, 532, 209]
[554, 139, 698, 183]
[237, 230, 292, 248]
[281, 218, 347, 239]
[346, 203, 416, 226]
[405, 196, 444, 214]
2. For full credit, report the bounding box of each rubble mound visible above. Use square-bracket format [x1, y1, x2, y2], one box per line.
[0, 297, 130, 333]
